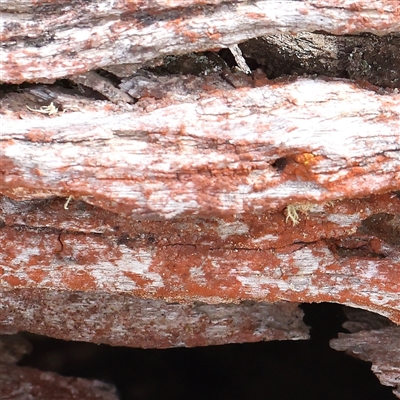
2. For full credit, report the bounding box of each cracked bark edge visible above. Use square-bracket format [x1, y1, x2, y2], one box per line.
[1, 78, 400, 218]
[2, 0, 400, 83]
[1, 193, 399, 324]
[330, 327, 400, 399]
[0, 290, 309, 347]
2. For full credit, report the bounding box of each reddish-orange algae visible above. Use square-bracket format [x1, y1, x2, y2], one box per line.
[27, 269, 48, 284]
[60, 270, 97, 291]
[3, 276, 27, 287]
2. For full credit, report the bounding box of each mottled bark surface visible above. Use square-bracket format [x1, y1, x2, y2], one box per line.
[2, 0, 400, 83]
[2, 78, 399, 217]
[0, 290, 308, 347]
[1, 0, 400, 396]
[1, 193, 400, 324]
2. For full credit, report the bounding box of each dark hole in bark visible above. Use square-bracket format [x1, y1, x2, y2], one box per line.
[95, 69, 122, 86]
[218, 48, 237, 68]
[17, 304, 396, 400]
[271, 157, 288, 171]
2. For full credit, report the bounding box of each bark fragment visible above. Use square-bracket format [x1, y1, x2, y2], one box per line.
[0, 290, 309, 348]
[2, 78, 399, 218]
[2, 0, 400, 83]
[1, 193, 399, 325]
[331, 327, 400, 399]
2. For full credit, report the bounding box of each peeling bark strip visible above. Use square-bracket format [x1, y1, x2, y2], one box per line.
[330, 327, 400, 398]
[1, 0, 400, 83]
[2, 78, 400, 218]
[1, 193, 400, 324]
[0, 291, 308, 347]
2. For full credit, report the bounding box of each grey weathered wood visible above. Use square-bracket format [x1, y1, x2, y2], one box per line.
[2, 77, 399, 218]
[331, 327, 400, 399]
[0, 291, 309, 347]
[1, 0, 400, 83]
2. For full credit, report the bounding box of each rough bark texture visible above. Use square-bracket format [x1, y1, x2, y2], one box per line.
[240, 32, 400, 88]
[2, 77, 399, 217]
[329, 308, 400, 399]
[1, 0, 400, 396]
[0, 334, 119, 400]
[0, 290, 308, 347]
[1, 193, 400, 324]
[1, 0, 400, 83]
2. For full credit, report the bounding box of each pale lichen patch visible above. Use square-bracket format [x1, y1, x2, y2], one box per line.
[284, 203, 315, 225]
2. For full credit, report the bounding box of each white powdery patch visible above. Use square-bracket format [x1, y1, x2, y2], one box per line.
[90, 249, 163, 292]
[189, 266, 207, 286]
[263, 180, 323, 199]
[91, 266, 135, 292]
[117, 249, 164, 288]
[276, 246, 333, 275]
[216, 219, 249, 240]
[235, 266, 290, 296]
[96, 0, 115, 13]
[98, 139, 148, 166]
[4, 142, 66, 172]
[105, 182, 146, 202]
[235, 247, 338, 296]
[9, 247, 40, 267]
[327, 213, 361, 226]
[286, 276, 313, 292]
[156, 196, 200, 219]
[364, 292, 400, 308]
[292, 248, 324, 274]
[357, 260, 380, 280]
[252, 234, 279, 243]
[217, 192, 245, 213]
[275, 247, 336, 295]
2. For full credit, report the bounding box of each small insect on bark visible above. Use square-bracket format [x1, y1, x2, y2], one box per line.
[26, 102, 59, 115]
[64, 195, 74, 210]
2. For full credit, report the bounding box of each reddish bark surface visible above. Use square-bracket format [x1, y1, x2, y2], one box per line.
[2, 77, 399, 218]
[1, 0, 400, 396]
[1, 193, 399, 324]
[2, 0, 400, 83]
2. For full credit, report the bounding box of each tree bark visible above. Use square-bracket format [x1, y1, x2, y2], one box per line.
[1, 0, 400, 396]
[2, 77, 399, 217]
[0, 291, 308, 347]
[331, 326, 400, 398]
[1, 0, 400, 83]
